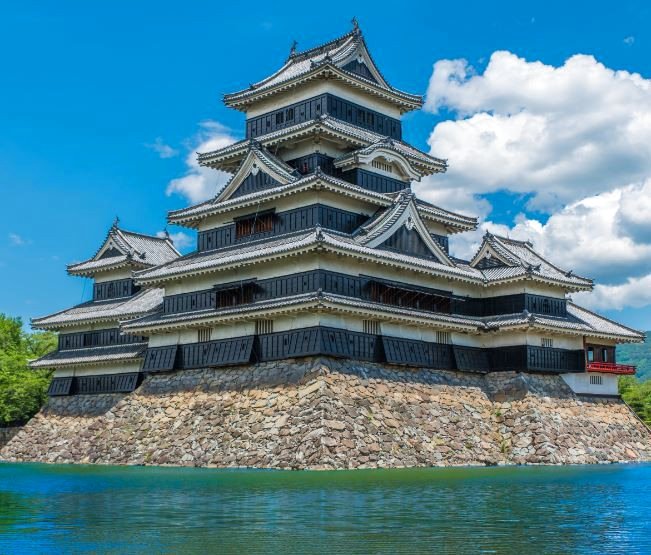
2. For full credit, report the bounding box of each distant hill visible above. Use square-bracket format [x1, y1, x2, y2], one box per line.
[618, 332, 651, 381]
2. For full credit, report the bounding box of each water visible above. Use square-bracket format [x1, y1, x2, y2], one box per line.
[0, 463, 650, 554]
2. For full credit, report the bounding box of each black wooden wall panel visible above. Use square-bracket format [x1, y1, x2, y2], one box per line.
[75, 373, 140, 395]
[287, 153, 335, 175]
[453, 294, 567, 317]
[340, 168, 410, 194]
[197, 204, 367, 252]
[380, 226, 440, 261]
[178, 337, 253, 369]
[453, 346, 491, 373]
[48, 377, 73, 396]
[382, 337, 454, 369]
[142, 345, 178, 372]
[58, 329, 146, 351]
[230, 171, 283, 199]
[245, 93, 402, 139]
[341, 60, 378, 82]
[93, 279, 139, 301]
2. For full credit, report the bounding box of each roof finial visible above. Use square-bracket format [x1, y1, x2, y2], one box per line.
[112, 215, 120, 229]
[289, 40, 298, 57]
[163, 226, 171, 241]
[351, 16, 360, 34]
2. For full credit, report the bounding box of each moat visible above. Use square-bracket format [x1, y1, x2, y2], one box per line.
[1, 462, 649, 554]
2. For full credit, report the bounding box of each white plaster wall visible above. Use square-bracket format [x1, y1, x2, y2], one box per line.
[53, 361, 142, 378]
[246, 80, 403, 119]
[94, 268, 134, 283]
[561, 373, 619, 396]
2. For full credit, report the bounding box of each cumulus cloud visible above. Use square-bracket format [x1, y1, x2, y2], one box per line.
[424, 51, 651, 213]
[423, 52, 651, 315]
[166, 121, 237, 203]
[156, 230, 193, 251]
[145, 137, 178, 159]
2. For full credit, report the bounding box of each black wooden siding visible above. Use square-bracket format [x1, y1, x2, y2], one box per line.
[230, 170, 283, 199]
[48, 377, 73, 396]
[380, 226, 440, 261]
[197, 204, 367, 252]
[454, 293, 567, 317]
[140, 328, 586, 376]
[178, 337, 254, 369]
[162, 270, 452, 316]
[48, 373, 140, 396]
[339, 168, 409, 194]
[341, 60, 378, 82]
[58, 328, 146, 351]
[142, 345, 178, 372]
[93, 279, 139, 301]
[245, 93, 402, 140]
[287, 153, 335, 175]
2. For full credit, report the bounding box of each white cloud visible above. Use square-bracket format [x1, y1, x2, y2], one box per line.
[424, 51, 651, 212]
[166, 121, 237, 203]
[574, 275, 651, 311]
[156, 230, 193, 250]
[422, 51, 651, 316]
[624, 36, 635, 45]
[9, 233, 28, 246]
[145, 137, 179, 159]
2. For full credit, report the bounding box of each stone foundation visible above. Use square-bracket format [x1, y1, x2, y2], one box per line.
[2, 358, 650, 468]
[0, 426, 21, 449]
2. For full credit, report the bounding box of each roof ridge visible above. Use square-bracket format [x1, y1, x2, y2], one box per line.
[289, 30, 356, 63]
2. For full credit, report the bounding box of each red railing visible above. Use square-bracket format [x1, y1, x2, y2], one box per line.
[587, 362, 636, 375]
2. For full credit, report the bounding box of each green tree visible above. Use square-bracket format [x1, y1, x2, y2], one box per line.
[619, 376, 651, 425]
[0, 314, 56, 426]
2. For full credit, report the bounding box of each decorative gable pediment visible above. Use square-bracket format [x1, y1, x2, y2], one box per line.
[334, 140, 424, 181]
[357, 193, 454, 265]
[214, 145, 298, 203]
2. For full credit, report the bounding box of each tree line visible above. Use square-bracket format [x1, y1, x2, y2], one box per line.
[0, 314, 56, 426]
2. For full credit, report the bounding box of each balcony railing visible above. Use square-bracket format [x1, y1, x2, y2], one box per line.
[587, 362, 636, 375]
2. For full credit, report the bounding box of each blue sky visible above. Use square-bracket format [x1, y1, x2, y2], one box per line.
[1, 0, 650, 330]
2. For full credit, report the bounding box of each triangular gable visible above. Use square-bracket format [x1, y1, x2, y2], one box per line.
[470, 234, 520, 269]
[337, 33, 391, 88]
[94, 227, 132, 260]
[359, 193, 454, 266]
[214, 146, 298, 203]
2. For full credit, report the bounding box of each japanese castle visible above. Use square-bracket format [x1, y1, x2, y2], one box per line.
[32, 22, 644, 398]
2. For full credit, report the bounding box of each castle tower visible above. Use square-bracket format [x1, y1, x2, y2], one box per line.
[108, 23, 645, 397]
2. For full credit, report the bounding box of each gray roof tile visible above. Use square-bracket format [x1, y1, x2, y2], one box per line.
[29, 343, 146, 369]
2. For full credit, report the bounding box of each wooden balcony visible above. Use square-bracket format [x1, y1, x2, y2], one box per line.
[587, 362, 636, 375]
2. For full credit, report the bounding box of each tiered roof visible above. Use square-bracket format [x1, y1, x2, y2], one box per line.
[31, 288, 164, 331]
[30, 343, 147, 370]
[223, 23, 422, 112]
[197, 115, 445, 175]
[67, 223, 180, 277]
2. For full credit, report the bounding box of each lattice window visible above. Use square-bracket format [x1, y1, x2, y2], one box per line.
[198, 328, 212, 343]
[255, 319, 274, 335]
[372, 159, 393, 173]
[235, 212, 274, 238]
[590, 375, 603, 385]
[436, 331, 451, 344]
[541, 338, 554, 348]
[363, 320, 381, 335]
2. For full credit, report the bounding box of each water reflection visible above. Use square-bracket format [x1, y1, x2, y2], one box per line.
[0, 463, 649, 554]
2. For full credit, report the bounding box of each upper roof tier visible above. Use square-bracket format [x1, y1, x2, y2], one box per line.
[67, 221, 181, 277]
[223, 23, 423, 113]
[198, 115, 446, 175]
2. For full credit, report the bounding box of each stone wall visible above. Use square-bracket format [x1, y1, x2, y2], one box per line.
[1, 358, 650, 468]
[0, 427, 22, 449]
